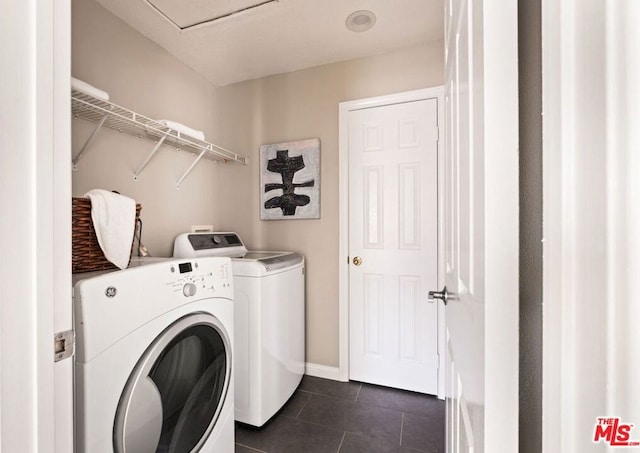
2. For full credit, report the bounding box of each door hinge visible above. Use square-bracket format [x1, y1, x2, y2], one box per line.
[54, 330, 74, 362]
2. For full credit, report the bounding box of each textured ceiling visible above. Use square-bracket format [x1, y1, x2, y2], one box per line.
[95, 0, 444, 86]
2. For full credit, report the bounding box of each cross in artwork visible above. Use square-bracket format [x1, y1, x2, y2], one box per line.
[264, 150, 315, 216]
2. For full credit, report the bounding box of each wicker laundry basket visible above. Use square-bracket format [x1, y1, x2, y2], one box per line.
[72, 197, 141, 273]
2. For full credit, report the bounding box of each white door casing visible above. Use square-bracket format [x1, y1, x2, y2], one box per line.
[338, 87, 446, 398]
[0, 0, 72, 451]
[443, 0, 519, 451]
[542, 1, 640, 451]
[54, 1, 74, 451]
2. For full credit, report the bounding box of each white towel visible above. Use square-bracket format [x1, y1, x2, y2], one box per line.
[157, 119, 205, 141]
[84, 190, 136, 270]
[71, 77, 110, 101]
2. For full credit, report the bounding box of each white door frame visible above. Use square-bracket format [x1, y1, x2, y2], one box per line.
[0, 1, 72, 451]
[338, 87, 446, 398]
[542, 1, 640, 450]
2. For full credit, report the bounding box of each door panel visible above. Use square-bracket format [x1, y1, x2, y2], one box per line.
[444, 0, 519, 450]
[348, 99, 439, 394]
[399, 163, 421, 249]
[445, 0, 484, 447]
[363, 166, 384, 249]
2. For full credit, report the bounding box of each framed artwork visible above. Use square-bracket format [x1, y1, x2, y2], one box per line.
[260, 138, 320, 220]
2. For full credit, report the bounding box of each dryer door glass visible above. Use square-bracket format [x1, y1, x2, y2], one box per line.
[114, 313, 231, 453]
[151, 323, 227, 452]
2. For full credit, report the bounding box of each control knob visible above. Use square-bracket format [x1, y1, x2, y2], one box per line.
[182, 283, 197, 297]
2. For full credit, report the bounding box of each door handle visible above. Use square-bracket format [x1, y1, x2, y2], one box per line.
[428, 286, 450, 305]
[352, 256, 363, 266]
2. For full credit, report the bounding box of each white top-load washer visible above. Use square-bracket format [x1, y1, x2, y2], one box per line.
[74, 257, 235, 452]
[173, 232, 305, 427]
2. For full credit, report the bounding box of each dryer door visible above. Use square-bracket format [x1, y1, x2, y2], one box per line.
[114, 312, 231, 453]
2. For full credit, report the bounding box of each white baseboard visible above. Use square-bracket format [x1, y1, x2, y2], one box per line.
[304, 362, 345, 381]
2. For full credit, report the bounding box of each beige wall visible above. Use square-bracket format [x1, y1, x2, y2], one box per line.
[72, 0, 224, 257]
[216, 42, 444, 367]
[72, 0, 443, 368]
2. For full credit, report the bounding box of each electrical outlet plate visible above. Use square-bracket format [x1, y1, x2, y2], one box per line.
[191, 225, 213, 233]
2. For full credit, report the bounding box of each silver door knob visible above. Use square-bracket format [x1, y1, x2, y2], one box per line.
[428, 286, 450, 305]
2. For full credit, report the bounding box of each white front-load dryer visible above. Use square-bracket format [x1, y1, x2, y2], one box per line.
[74, 257, 235, 453]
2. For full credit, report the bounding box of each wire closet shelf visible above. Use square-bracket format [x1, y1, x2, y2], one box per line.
[71, 88, 247, 187]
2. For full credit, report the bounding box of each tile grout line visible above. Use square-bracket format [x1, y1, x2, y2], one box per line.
[354, 383, 362, 402]
[295, 393, 311, 418]
[298, 387, 361, 403]
[336, 431, 347, 453]
[235, 442, 268, 453]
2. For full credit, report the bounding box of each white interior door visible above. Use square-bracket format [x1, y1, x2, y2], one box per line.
[442, 0, 519, 451]
[347, 95, 440, 394]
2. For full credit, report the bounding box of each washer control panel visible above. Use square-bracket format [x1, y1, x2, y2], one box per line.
[173, 232, 247, 258]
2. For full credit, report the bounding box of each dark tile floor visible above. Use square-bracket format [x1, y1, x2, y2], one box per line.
[235, 375, 445, 453]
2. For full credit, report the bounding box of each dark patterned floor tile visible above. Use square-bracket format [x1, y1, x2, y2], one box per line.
[235, 416, 343, 453]
[356, 383, 445, 419]
[401, 413, 445, 452]
[338, 432, 427, 453]
[299, 375, 362, 401]
[278, 390, 312, 419]
[234, 377, 446, 453]
[338, 432, 384, 453]
[299, 394, 402, 444]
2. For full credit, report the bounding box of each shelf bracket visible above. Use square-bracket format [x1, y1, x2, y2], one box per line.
[176, 145, 210, 189]
[72, 115, 108, 170]
[133, 134, 168, 181]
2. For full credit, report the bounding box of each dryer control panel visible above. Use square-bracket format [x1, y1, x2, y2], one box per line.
[73, 256, 233, 363]
[166, 258, 233, 299]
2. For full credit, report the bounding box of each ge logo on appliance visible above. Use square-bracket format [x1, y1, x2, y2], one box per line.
[105, 286, 117, 298]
